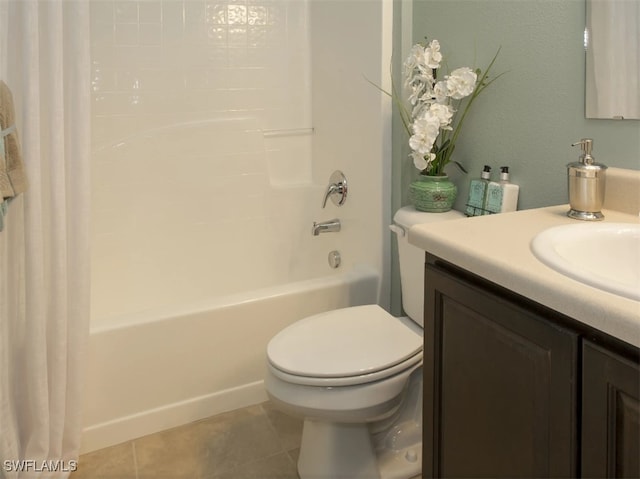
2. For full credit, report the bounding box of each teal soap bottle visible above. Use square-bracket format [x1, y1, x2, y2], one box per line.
[485, 178, 503, 214]
[465, 165, 491, 216]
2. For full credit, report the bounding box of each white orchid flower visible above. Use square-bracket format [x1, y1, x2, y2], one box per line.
[423, 40, 442, 69]
[446, 67, 477, 100]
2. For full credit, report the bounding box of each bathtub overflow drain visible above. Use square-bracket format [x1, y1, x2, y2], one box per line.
[328, 250, 341, 269]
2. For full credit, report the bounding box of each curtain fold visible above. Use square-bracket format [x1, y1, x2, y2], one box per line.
[0, 1, 90, 478]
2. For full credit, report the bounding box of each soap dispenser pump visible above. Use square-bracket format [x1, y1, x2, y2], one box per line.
[567, 138, 607, 221]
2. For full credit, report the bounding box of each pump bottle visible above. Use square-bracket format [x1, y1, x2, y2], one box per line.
[485, 166, 520, 214]
[567, 138, 607, 220]
[465, 165, 491, 216]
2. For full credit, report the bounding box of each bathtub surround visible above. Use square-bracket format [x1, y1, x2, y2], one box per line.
[90, 0, 392, 320]
[0, 0, 91, 475]
[90, 0, 314, 320]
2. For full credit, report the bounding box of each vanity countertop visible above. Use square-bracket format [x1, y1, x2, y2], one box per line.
[408, 204, 640, 348]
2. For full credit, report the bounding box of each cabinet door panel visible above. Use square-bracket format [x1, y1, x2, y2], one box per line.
[582, 341, 640, 478]
[440, 298, 553, 477]
[424, 262, 577, 478]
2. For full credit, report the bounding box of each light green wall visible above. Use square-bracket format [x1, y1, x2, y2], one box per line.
[404, 0, 640, 211]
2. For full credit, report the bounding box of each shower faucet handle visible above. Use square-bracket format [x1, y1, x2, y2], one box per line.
[322, 170, 348, 208]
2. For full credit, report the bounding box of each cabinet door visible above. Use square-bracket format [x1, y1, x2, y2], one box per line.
[582, 340, 640, 478]
[423, 261, 578, 478]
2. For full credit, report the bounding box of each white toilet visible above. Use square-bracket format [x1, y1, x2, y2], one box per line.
[265, 206, 465, 479]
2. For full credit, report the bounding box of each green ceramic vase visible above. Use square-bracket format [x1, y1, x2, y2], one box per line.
[409, 175, 457, 212]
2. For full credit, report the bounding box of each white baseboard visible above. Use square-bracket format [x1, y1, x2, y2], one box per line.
[80, 380, 268, 454]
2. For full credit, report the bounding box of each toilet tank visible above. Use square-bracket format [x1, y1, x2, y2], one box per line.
[391, 206, 465, 327]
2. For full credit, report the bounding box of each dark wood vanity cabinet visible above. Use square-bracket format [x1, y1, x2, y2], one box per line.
[422, 254, 640, 479]
[582, 341, 640, 478]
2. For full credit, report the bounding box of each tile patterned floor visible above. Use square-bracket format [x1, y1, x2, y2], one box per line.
[72, 402, 302, 479]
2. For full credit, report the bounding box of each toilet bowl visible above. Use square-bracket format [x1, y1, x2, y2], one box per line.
[264, 207, 465, 479]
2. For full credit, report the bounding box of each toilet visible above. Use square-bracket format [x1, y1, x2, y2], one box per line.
[265, 206, 465, 479]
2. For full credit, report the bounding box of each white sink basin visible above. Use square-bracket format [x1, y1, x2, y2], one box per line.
[531, 223, 640, 301]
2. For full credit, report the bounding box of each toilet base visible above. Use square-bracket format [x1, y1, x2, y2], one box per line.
[374, 421, 422, 479]
[295, 367, 424, 479]
[296, 418, 422, 479]
[298, 420, 380, 479]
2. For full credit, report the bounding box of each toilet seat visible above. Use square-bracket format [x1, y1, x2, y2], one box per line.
[267, 305, 423, 387]
[268, 351, 422, 387]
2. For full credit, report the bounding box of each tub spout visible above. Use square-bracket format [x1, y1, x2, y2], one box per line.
[312, 218, 341, 236]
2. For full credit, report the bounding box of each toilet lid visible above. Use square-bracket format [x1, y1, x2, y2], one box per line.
[267, 305, 422, 379]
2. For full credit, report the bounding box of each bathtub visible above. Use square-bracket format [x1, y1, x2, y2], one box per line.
[80, 266, 379, 454]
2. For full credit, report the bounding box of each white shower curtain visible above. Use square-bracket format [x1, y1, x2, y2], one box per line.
[0, 1, 90, 478]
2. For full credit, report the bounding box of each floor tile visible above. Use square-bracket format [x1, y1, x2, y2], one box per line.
[262, 402, 304, 452]
[74, 401, 421, 479]
[71, 441, 136, 479]
[135, 404, 286, 478]
[286, 448, 300, 468]
[206, 452, 299, 479]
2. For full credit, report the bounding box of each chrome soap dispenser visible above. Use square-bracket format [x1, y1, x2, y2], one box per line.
[567, 138, 607, 221]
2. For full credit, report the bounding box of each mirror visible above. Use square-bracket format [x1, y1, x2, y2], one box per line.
[585, 0, 640, 119]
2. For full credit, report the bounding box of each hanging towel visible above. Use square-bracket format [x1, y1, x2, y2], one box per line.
[0, 80, 28, 200]
[0, 198, 9, 231]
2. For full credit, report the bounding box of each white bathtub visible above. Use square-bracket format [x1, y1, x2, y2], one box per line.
[80, 266, 379, 453]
